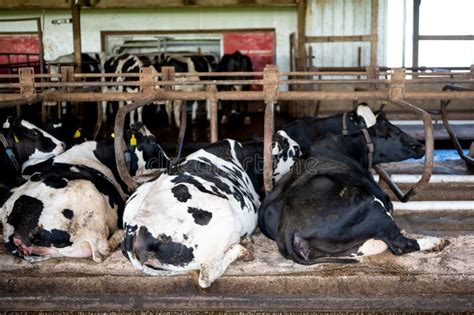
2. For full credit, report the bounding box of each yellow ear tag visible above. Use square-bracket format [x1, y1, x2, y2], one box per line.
[73, 129, 82, 139]
[111, 132, 115, 139]
[130, 134, 137, 146]
[13, 133, 20, 143]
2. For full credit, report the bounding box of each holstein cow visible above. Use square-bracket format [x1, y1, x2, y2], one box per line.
[1, 124, 170, 262]
[161, 55, 215, 127]
[122, 131, 300, 288]
[259, 112, 447, 265]
[0, 117, 65, 205]
[48, 52, 144, 126]
[216, 51, 254, 125]
[283, 103, 377, 154]
[101, 53, 144, 125]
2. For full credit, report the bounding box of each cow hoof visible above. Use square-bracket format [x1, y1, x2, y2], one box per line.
[221, 115, 228, 125]
[240, 237, 255, 262]
[240, 248, 254, 262]
[429, 239, 450, 253]
[244, 116, 251, 125]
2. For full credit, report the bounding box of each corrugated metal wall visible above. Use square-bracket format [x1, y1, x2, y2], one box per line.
[307, 0, 387, 67]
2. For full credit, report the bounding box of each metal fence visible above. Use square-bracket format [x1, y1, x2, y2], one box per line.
[1, 65, 474, 202]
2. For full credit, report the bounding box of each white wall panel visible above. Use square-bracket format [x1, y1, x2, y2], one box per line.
[1, 7, 296, 72]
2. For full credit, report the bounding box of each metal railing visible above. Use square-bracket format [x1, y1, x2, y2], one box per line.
[1, 65, 474, 201]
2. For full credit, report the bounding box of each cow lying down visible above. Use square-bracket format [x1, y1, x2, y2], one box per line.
[1, 118, 65, 206]
[259, 112, 448, 264]
[1, 124, 169, 262]
[122, 131, 300, 288]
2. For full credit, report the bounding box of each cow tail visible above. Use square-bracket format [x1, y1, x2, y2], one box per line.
[281, 228, 357, 266]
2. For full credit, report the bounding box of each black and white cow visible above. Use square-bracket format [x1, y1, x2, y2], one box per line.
[160, 54, 215, 127]
[283, 103, 377, 154]
[121, 131, 300, 288]
[1, 124, 170, 262]
[100, 53, 144, 125]
[0, 117, 65, 202]
[48, 52, 144, 126]
[42, 115, 86, 149]
[259, 112, 447, 265]
[216, 51, 254, 125]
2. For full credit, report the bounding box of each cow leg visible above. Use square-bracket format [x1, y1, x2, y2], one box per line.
[108, 229, 124, 251]
[101, 101, 108, 122]
[165, 100, 173, 127]
[174, 100, 182, 127]
[191, 101, 198, 123]
[206, 99, 211, 121]
[198, 243, 247, 288]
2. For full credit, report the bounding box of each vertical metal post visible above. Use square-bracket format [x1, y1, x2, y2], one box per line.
[19, 67, 36, 119]
[208, 84, 218, 143]
[370, 0, 379, 68]
[412, 0, 421, 70]
[139, 66, 157, 94]
[263, 65, 280, 193]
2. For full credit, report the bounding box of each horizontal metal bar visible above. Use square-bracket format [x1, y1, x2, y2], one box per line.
[418, 35, 474, 41]
[73, 73, 141, 78]
[305, 35, 375, 43]
[2, 90, 474, 106]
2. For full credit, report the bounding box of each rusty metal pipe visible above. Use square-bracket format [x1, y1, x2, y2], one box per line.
[440, 85, 474, 165]
[172, 101, 187, 167]
[263, 100, 275, 193]
[374, 99, 434, 202]
[113, 92, 155, 192]
[208, 85, 218, 143]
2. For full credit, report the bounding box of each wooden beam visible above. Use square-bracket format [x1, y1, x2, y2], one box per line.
[296, 0, 306, 70]
[306, 35, 376, 43]
[71, 2, 82, 73]
[0, 0, 297, 9]
[370, 0, 378, 68]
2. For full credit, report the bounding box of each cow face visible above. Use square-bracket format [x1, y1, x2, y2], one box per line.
[43, 116, 85, 148]
[371, 112, 425, 164]
[124, 123, 169, 177]
[272, 131, 301, 184]
[2, 117, 65, 170]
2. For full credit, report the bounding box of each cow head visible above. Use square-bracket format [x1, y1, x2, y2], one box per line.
[1, 117, 65, 171]
[371, 112, 425, 164]
[272, 131, 301, 184]
[42, 116, 85, 148]
[124, 123, 170, 178]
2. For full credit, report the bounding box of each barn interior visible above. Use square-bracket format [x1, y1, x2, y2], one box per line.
[0, 0, 473, 312]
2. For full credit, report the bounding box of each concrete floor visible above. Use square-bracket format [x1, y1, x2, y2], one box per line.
[0, 210, 473, 312]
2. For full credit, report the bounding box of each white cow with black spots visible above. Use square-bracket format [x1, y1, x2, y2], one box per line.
[122, 131, 300, 288]
[1, 124, 170, 262]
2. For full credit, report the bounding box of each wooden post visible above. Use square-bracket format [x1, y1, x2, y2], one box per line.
[370, 0, 379, 68]
[71, 2, 82, 73]
[296, 0, 307, 71]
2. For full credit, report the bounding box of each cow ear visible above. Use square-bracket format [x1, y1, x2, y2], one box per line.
[2, 116, 14, 130]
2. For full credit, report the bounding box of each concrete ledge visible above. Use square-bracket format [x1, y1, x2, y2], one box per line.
[0, 211, 473, 312]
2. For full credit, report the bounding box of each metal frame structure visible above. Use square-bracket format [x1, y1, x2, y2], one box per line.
[1, 65, 474, 202]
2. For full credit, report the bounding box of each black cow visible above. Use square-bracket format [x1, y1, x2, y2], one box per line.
[216, 51, 254, 125]
[259, 112, 447, 265]
[283, 103, 377, 154]
[1, 124, 170, 262]
[0, 117, 65, 204]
